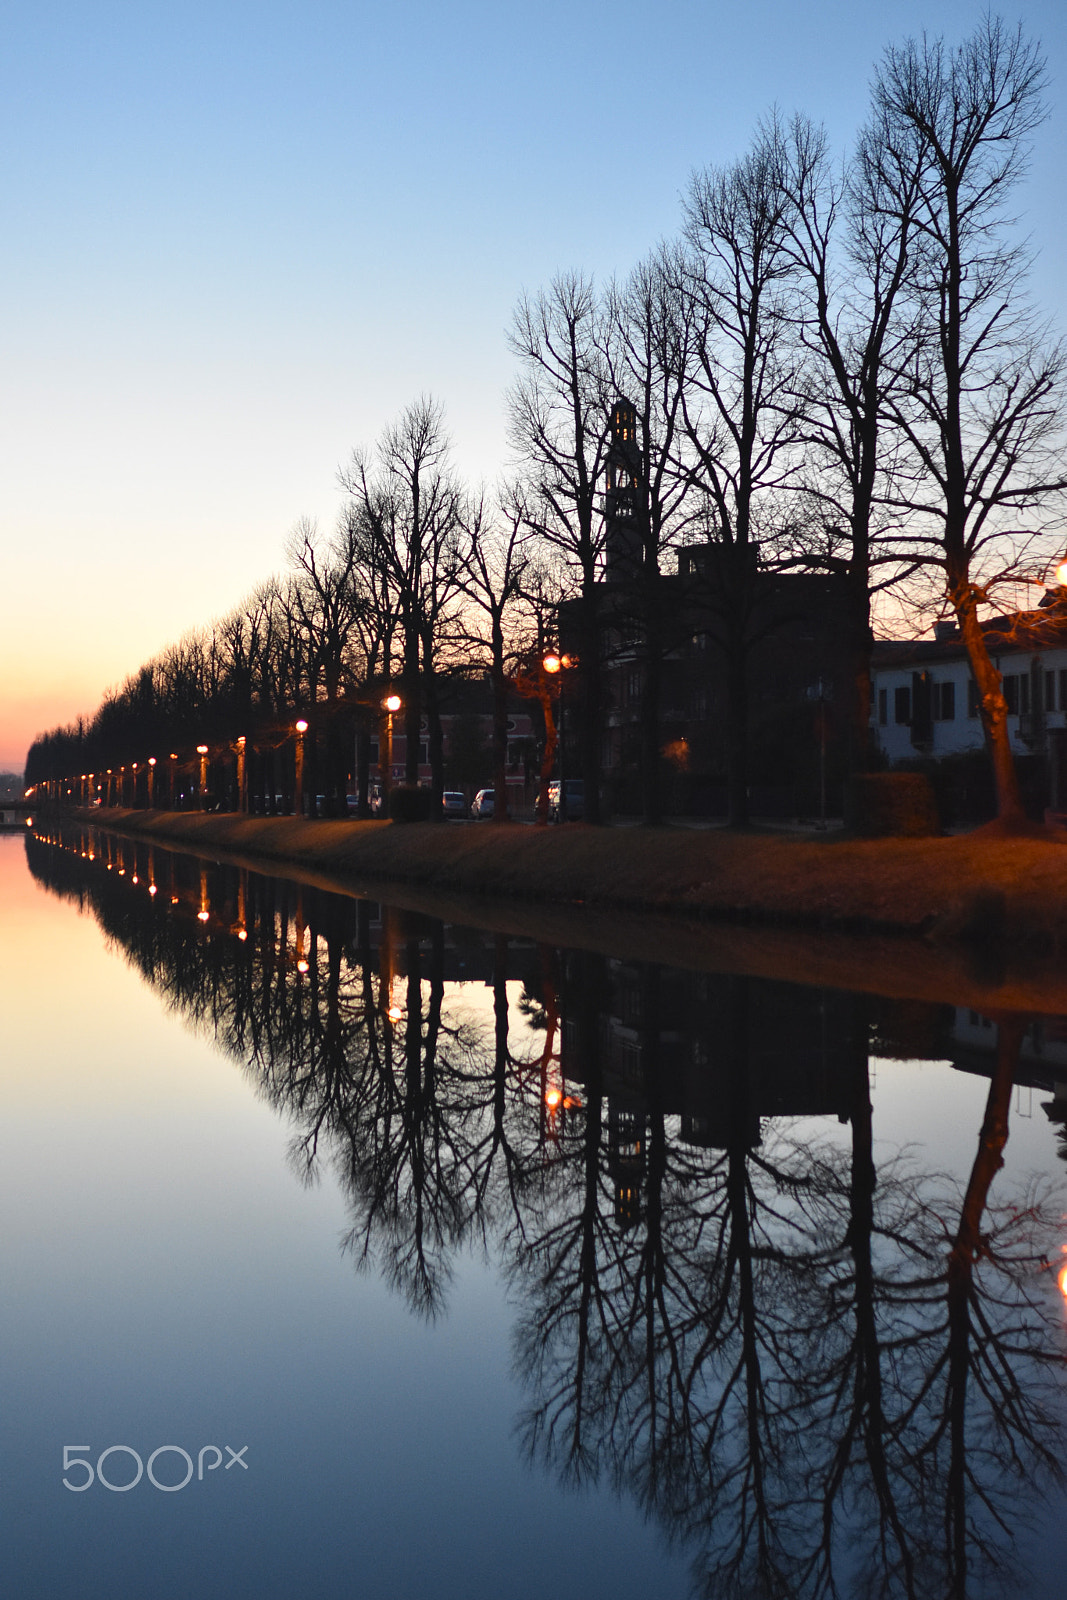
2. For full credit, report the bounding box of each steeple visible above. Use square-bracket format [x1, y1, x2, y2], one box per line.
[603, 398, 643, 581]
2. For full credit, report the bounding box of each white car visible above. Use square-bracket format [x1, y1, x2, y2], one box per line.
[470, 788, 494, 818]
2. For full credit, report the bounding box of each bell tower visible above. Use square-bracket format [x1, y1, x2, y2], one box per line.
[604, 398, 643, 581]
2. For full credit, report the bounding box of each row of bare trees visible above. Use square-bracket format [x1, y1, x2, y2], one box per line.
[506, 17, 1067, 824]
[29, 17, 1067, 825]
[28, 395, 552, 815]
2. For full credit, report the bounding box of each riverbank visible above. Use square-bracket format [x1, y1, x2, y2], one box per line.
[61, 806, 1067, 951]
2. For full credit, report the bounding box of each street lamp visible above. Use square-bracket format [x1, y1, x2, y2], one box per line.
[381, 695, 401, 815]
[147, 757, 156, 808]
[542, 653, 575, 821]
[197, 745, 209, 811]
[294, 720, 308, 815]
[235, 736, 247, 813]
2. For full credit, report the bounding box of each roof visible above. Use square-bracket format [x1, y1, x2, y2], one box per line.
[873, 595, 1067, 670]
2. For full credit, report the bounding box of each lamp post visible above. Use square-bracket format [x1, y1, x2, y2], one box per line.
[542, 653, 574, 821]
[236, 736, 247, 813]
[381, 696, 400, 815]
[147, 757, 156, 808]
[197, 745, 209, 811]
[294, 721, 308, 816]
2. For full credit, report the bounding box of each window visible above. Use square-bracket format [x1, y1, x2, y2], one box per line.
[878, 688, 887, 726]
[1060, 668, 1067, 713]
[894, 686, 911, 725]
[1047, 670, 1057, 712]
[967, 679, 980, 718]
[1003, 673, 1030, 716]
[934, 681, 955, 720]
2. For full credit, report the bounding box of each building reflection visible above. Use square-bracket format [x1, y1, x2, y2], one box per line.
[25, 823, 1067, 1599]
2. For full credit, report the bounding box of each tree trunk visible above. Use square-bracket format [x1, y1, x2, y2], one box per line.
[491, 621, 510, 823]
[951, 574, 1025, 824]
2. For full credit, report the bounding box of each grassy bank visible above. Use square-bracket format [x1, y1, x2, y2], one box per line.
[63, 808, 1067, 934]
[48, 808, 1067, 1015]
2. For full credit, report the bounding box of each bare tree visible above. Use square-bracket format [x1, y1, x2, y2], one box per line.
[284, 516, 368, 814]
[508, 272, 612, 823]
[874, 17, 1067, 825]
[603, 247, 698, 822]
[457, 485, 533, 822]
[339, 397, 463, 812]
[778, 109, 926, 779]
[679, 126, 806, 825]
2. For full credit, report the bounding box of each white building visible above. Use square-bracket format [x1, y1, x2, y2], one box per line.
[870, 605, 1067, 772]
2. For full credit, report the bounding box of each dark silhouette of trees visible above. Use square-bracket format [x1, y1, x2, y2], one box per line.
[26, 19, 1067, 833]
[339, 396, 464, 814]
[456, 487, 534, 823]
[508, 272, 612, 825]
[872, 18, 1067, 825]
[777, 108, 925, 781]
[603, 250, 698, 822]
[677, 128, 806, 825]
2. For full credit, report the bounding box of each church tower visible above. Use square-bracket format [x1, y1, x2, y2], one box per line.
[603, 398, 644, 581]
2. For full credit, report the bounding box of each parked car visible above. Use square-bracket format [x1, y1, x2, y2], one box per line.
[471, 788, 494, 819]
[548, 778, 584, 821]
[442, 791, 466, 819]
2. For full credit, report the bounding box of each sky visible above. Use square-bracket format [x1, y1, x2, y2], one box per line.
[2, 0, 1066, 772]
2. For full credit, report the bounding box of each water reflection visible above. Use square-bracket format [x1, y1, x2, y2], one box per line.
[25, 826, 1067, 1599]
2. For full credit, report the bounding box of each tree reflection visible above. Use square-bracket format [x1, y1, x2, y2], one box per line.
[25, 826, 1067, 1598]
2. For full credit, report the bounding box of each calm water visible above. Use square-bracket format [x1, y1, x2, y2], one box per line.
[4, 825, 1067, 1600]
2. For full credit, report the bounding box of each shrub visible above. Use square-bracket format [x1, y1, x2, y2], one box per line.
[847, 772, 940, 837]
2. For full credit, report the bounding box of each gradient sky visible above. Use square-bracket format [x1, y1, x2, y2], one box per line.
[2, 0, 1065, 771]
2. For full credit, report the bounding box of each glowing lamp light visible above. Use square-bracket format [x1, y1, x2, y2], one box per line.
[295, 720, 308, 734]
[296, 958, 309, 973]
[387, 1003, 403, 1022]
[1058, 1260, 1067, 1301]
[197, 744, 208, 755]
[236, 929, 247, 941]
[148, 885, 158, 897]
[543, 654, 561, 674]
[545, 1086, 563, 1109]
[197, 910, 210, 922]
[131, 874, 138, 884]
[384, 695, 401, 712]
[1055, 558, 1067, 588]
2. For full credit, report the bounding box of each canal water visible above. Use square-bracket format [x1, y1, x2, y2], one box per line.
[4, 825, 1067, 1600]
